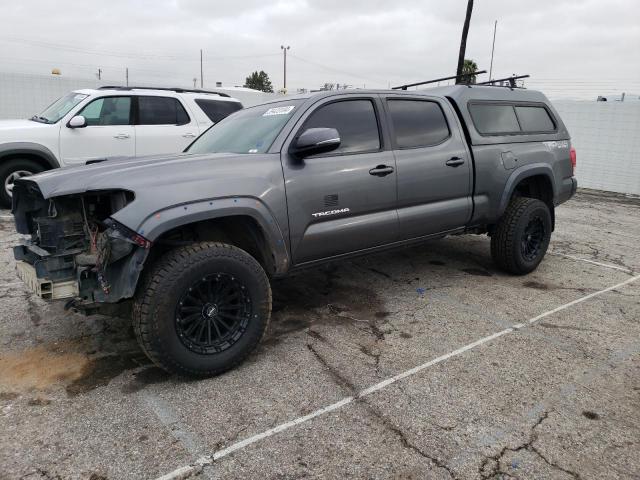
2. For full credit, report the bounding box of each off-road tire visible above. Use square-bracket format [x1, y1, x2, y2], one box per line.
[132, 242, 272, 377]
[491, 197, 552, 275]
[0, 158, 44, 207]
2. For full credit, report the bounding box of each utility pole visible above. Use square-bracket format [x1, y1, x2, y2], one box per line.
[97, 68, 101, 80]
[193, 77, 197, 89]
[125, 67, 129, 86]
[456, 0, 474, 83]
[200, 49, 203, 88]
[489, 20, 497, 81]
[281, 45, 290, 91]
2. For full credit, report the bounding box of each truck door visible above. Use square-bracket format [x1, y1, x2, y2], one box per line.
[59, 96, 135, 165]
[384, 96, 472, 239]
[281, 97, 399, 265]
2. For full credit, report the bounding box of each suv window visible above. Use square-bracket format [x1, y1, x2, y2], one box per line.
[515, 106, 555, 132]
[468, 104, 520, 135]
[79, 96, 131, 126]
[388, 100, 450, 148]
[137, 96, 190, 125]
[302, 100, 380, 154]
[195, 99, 243, 122]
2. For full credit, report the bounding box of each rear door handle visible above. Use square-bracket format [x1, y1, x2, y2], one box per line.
[445, 157, 465, 167]
[369, 165, 395, 177]
[182, 133, 197, 138]
[113, 133, 130, 139]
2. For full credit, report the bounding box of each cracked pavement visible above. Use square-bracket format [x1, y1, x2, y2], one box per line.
[1, 189, 639, 479]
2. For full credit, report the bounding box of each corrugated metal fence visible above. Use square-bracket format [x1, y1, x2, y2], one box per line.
[0, 72, 638, 195]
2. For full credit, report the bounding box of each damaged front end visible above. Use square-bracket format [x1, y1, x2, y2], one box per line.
[12, 181, 150, 312]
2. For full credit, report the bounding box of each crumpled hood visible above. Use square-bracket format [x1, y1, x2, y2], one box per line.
[18, 150, 286, 233]
[22, 152, 256, 198]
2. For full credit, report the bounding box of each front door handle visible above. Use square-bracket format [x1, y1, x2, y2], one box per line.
[369, 165, 394, 177]
[182, 132, 197, 138]
[445, 157, 465, 167]
[113, 133, 130, 139]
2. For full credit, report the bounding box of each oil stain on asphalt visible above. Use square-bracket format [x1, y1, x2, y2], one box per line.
[265, 265, 388, 346]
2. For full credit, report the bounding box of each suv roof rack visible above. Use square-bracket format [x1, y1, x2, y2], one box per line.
[476, 75, 530, 88]
[97, 86, 231, 98]
[392, 70, 487, 90]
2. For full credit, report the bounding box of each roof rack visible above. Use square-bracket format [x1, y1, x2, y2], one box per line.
[97, 86, 231, 97]
[476, 75, 530, 88]
[392, 71, 487, 90]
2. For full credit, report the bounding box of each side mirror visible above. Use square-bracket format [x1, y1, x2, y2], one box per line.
[290, 128, 340, 158]
[68, 115, 87, 128]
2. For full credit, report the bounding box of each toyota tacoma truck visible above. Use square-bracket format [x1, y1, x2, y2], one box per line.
[11, 85, 577, 376]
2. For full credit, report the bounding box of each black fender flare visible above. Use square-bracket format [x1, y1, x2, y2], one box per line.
[131, 197, 290, 275]
[0, 142, 60, 169]
[497, 163, 555, 218]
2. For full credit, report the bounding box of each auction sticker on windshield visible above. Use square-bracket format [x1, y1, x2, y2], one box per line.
[263, 106, 295, 116]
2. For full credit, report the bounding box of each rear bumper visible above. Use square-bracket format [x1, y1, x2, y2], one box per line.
[556, 176, 577, 205]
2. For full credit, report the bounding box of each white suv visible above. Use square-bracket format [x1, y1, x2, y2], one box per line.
[0, 86, 243, 206]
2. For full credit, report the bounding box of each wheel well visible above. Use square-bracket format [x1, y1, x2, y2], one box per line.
[511, 174, 555, 229]
[149, 216, 275, 275]
[0, 153, 54, 172]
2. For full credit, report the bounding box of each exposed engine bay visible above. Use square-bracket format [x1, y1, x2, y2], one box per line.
[12, 181, 150, 310]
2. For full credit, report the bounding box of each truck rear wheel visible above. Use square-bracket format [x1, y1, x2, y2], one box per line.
[0, 158, 44, 207]
[491, 197, 552, 275]
[132, 242, 272, 377]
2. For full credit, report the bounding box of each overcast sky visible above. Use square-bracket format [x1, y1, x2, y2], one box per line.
[1, 0, 639, 98]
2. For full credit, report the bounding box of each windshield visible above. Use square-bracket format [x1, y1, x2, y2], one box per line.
[186, 99, 303, 154]
[33, 92, 88, 123]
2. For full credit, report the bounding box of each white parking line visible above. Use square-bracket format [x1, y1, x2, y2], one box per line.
[0, 215, 13, 221]
[550, 251, 634, 274]
[0, 282, 22, 289]
[155, 273, 640, 480]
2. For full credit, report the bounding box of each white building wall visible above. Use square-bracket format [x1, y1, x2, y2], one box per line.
[552, 101, 640, 195]
[0, 72, 276, 119]
[0, 72, 101, 119]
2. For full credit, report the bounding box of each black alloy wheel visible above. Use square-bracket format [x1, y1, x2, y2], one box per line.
[521, 216, 545, 262]
[176, 273, 252, 354]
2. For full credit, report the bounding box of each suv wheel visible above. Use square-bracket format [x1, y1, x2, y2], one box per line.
[490, 197, 552, 275]
[133, 242, 272, 377]
[0, 158, 44, 207]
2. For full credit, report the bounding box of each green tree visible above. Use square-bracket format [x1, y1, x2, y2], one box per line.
[244, 71, 274, 93]
[461, 59, 479, 84]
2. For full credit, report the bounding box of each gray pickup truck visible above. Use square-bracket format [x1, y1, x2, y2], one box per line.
[12, 85, 577, 376]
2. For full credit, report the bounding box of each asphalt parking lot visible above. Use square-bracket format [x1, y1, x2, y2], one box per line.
[1, 189, 639, 480]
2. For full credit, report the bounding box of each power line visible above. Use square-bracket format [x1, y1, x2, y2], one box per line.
[288, 53, 385, 85]
[0, 37, 280, 62]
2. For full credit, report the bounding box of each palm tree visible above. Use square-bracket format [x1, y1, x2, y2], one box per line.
[456, 0, 474, 83]
[462, 59, 479, 84]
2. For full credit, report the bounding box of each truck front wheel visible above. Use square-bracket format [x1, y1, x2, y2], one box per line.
[491, 197, 552, 275]
[132, 242, 272, 377]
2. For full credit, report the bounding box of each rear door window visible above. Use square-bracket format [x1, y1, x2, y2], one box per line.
[137, 96, 190, 125]
[388, 100, 450, 148]
[468, 104, 520, 135]
[515, 106, 556, 132]
[195, 99, 243, 122]
[302, 99, 380, 155]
